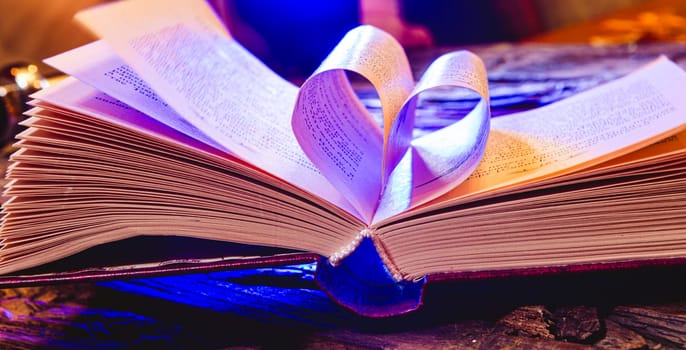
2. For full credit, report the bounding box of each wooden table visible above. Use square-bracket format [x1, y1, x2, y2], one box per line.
[2, 1, 686, 349]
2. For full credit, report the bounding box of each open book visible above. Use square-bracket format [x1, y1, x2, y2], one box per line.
[3, 0, 686, 316]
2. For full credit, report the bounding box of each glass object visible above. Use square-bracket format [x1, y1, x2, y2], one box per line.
[1, 62, 49, 148]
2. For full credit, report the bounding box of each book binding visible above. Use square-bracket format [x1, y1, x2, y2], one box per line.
[317, 237, 426, 317]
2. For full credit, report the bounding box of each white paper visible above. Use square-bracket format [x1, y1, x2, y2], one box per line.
[433, 57, 686, 208]
[74, 0, 360, 220]
[292, 26, 490, 222]
[45, 40, 223, 151]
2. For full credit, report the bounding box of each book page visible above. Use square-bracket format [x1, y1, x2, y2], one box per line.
[74, 0, 360, 219]
[31, 78, 361, 222]
[426, 57, 686, 211]
[292, 25, 414, 222]
[44, 40, 223, 151]
[30, 77, 228, 158]
[591, 129, 686, 171]
[374, 51, 490, 222]
[291, 26, 490, 223]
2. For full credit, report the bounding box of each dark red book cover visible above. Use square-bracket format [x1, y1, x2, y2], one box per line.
[1, 235, 685, 317]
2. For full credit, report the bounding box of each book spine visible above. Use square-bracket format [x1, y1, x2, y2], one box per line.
[315, 236, 426, 317]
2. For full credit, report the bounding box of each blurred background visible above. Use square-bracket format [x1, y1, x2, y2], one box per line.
[0, 0, 652, 78]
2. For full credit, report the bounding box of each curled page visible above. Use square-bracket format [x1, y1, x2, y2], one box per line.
[292, 25, 413, 223]
[375, 52, 490, 222]
[292, 26, 490, 224]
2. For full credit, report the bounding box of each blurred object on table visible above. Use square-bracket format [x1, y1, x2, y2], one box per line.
[1, 62, 49, 155]
[531, 0, 686, 44]
[591, 11, 686, 45]
[529, 0, 648, 32]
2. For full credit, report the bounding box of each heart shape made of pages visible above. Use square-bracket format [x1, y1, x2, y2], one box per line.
[292, 26, 490, 224]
